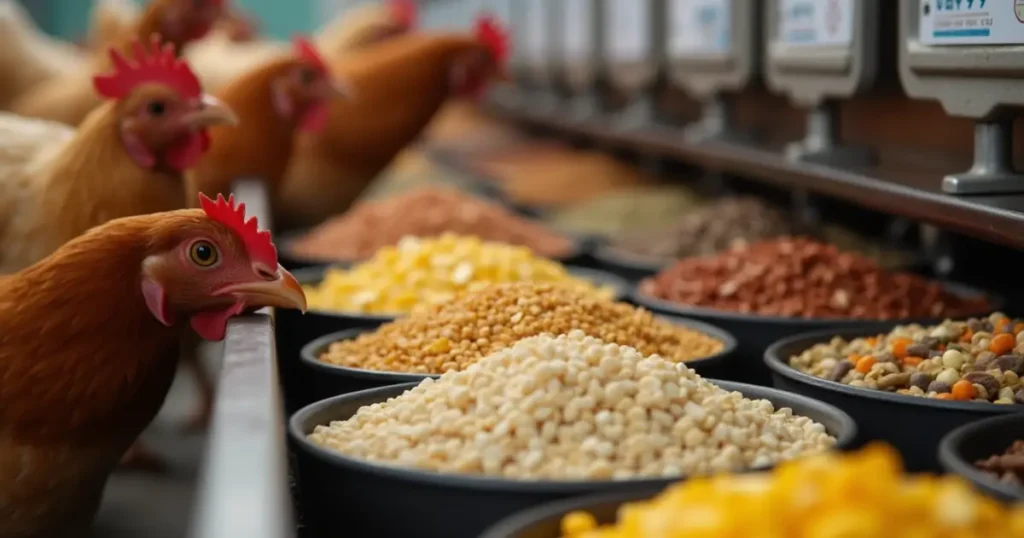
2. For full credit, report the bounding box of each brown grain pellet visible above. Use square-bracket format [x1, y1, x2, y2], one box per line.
[639, 236, 989, 320]
[976, 440, 1024, 487]
[478, 148, 656, 206]
[290, 187, 575, 262]
[317, 282, 724, 374]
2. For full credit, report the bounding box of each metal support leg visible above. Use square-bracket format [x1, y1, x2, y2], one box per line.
[942, 119, 1024, 194]
[786, 100, 876, 168]
[684, 94, 751, 145]
[791, 188, 822, 232]
[613, 93, 656, 131]
[919, 223, 954, 276]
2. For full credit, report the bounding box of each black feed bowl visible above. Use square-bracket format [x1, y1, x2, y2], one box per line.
[289, 380, 857, 538]
[480, 488, 660, 538]
[634, 281, 998, 387]
[278, 265, 632, 412]
[939, 413, 1024, 502]
[765, 327, 1024, 472]
[590, 244, 669, 281]
[298, 314, 740, 402]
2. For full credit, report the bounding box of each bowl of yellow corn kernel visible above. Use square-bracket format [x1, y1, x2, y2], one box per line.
[480, 443, 1024, 538]
[299, 234, 628, 322]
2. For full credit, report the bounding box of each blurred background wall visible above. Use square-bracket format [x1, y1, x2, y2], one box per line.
[21, 0, 482, 40]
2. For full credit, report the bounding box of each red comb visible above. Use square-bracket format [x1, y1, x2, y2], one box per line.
[93, 35, 202, 100]
[390, 0, 417, 29]
[474, 16, 509, 66]
[198, 193, 278, 267]
[292, 36, 327, 74]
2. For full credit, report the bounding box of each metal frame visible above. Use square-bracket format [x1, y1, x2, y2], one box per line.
[483, 98, 1024, 250]
[899, 0, 1024, 195]
[764, 0, 881, 167]
[188, 180, 293, 538]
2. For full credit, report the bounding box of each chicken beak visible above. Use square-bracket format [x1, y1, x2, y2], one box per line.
[181, 95, 240, 128]
[219, 265, 307, 313]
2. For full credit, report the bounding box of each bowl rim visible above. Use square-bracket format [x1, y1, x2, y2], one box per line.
[299, 314, 741, 380]
[633, 281, 1000, 326]
[288, 379, 858, 493]
[279, 227, 587, 268]
[295, 264, 634, 320]
[479, 486, 665, 538]
[764, 327, 1024, 413]
[591, 243, 671, 274]
[938, 414, 1024, 501]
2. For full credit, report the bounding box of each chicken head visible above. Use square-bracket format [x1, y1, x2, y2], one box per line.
[450, 16, 510, 99]
[159, 0, 226, 42]
[142, 193, 306, 341]
[94, 36, 239, 172]
[271, 37, 352, 134]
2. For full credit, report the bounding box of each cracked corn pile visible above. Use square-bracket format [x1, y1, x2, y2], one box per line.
[559, 443, 1024, 538]
[640, 236, 990, 319]
[790, 313, 1024, 404]
[309, 331, 835, 480]
[304, 234, 613, 314]
[317, 283, 724, 374]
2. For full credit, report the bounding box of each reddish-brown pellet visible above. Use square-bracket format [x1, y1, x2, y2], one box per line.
[639, 237, 990, 320]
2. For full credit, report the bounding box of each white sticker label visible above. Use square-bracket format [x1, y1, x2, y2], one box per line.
[669, 0, 732, 56]
[564, 0, 593, 61]
[607, 0, 650, 61]
[524, 0, 547, 61]
[779, 0, 855, 47]
[920, 0, 1024, 45]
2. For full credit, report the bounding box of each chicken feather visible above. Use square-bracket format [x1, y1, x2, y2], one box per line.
[0, 108, 185, 274]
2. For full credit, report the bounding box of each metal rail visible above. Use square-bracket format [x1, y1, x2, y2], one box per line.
[188, 179, 294, 538]
[483, 93, 1024, 250]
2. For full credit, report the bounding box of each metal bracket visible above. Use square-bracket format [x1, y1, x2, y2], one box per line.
[786, 100, 876, 168]
[942, 119, 1024, 195]
[684, 94, 752, 145]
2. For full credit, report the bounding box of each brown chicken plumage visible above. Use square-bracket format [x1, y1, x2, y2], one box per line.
[275, 16, 509, 230]
[10, 0, 225, 126]
[0, 37, 237, 274]
[186, 37, 348, 203]
[0, 195, 306, 538]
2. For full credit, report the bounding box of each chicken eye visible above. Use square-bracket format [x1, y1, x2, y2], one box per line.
[298, 67, 316, 85]
[189, 240, 219, 267]
[147, 100, 166, 117]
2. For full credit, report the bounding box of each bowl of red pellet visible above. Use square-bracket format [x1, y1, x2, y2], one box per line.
[940, 413, 1024, 502]
[633, 236, 996, 385]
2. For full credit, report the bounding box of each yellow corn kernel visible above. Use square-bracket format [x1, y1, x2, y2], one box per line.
[305, 233, 614, 314]
[558, 443, 1024, 538]
[562, 511, 598, 536]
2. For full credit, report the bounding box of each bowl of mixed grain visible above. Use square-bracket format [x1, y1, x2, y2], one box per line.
[289, 331, 855, 538]
[299, 282, 737, 400]
[765, 313, 1024, 471]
